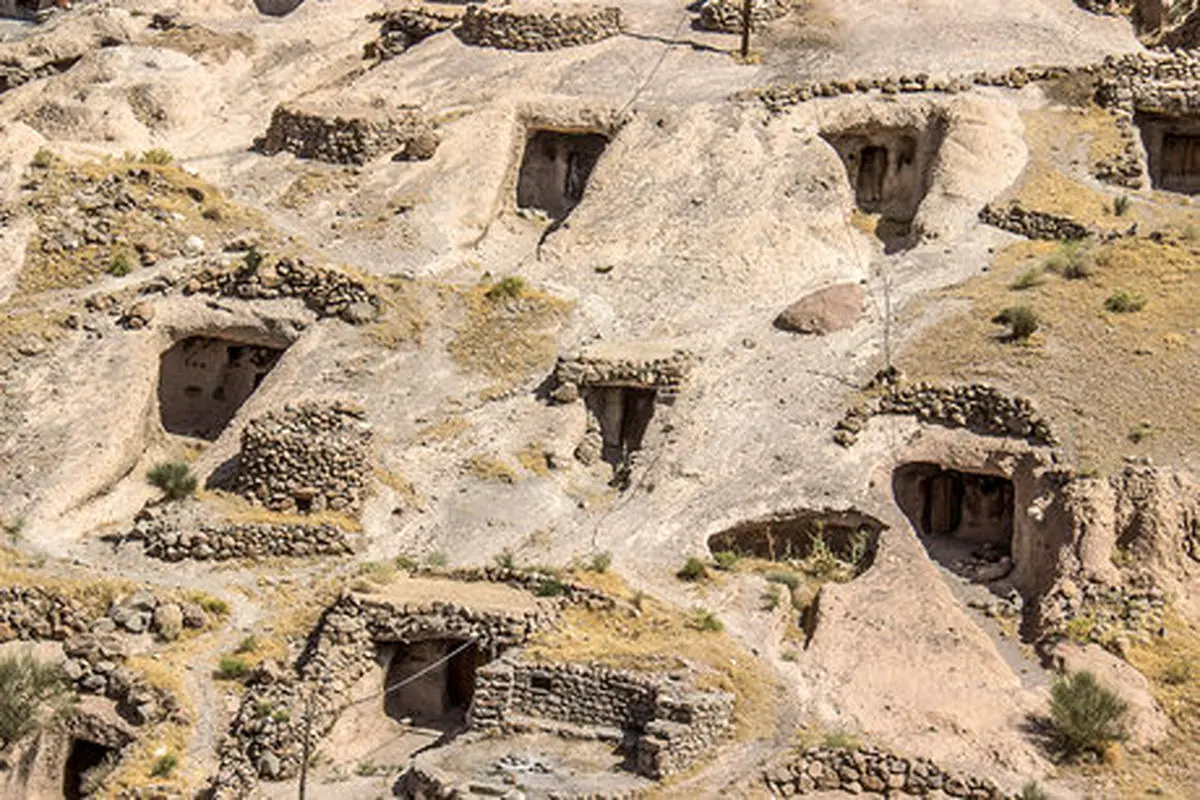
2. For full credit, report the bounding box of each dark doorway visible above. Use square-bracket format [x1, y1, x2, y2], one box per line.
[63, 739, 115, 800]
[584, 387, 656, 466]
[1136, 113, 1200, 194]
[516, 130, 609, 220]
[384, 640, 479, 728]
[158, 336, 286, 440]
[706, 508, 885, 572]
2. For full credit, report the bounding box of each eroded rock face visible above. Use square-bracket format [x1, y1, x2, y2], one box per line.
[774, 282, 865, 335]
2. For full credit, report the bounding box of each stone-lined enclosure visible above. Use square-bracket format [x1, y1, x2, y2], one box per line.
[457, 4, 622, 52]
[258, 101, 439, 166]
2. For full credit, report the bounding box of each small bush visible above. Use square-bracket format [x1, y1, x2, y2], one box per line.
[801, 534, 844, 581]
[107, 251, 134, 277]
[394, 554, 418, 571]
[761, 584, 782, 611]
[0, 651, 73, 745]
[993, 305, 1040, 341]
[1104, 290, 1146, 314]
[271, 708, 291, 723]
[1048, 670, 1128, 759]
[676, 557, 708, 582]
[1010, 268, 1045, 290]
[216, 655, 249, 681]
[493, 549, 516, 570]
[235, 636, 258, 654]
[484, 276, 525, 301]
[1044, 239, 1092, 279]
[713, 551, 739, 571]
[766, 571, 801, 590]
[31, 148, 54, 169]
[3, 516, 25, 546]
[253, 700, 274, 718]
[196, 595, 230, 616]
[1020, 780, 1050, 800]
[142, 148, 173, 165]
[1161, 658, 1193, 686]
[781, 649, 799, 662]
[146, 462, 197, 500]
[685, 607, 723, 632]
[426, 551, 448, 567]
[587, 551, 612, 573]
[822, 729, 861, 750]
[150, 753, 178, 778]
[1113, 195, 1131, 217]
[243, 246, 265, 271]
[1128, 422, 1154, 444]
[535, 578, 567, 597]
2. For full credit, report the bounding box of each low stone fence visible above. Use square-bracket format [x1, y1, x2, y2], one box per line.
[471, 658, 734, 779]
[181, 256, 380, 323]
[550, 347, 693, 403]
[696, 0, 790, 33]
[978, 202, 1092, 241]
[258, 102, 439, 165]
[129, 513, 355, 561]
[417, 565, 616, 610]
[836, 378, 1055, 448]
[761, 745, 1012, 797]
[1095, 51, 1200, 116]
[457, 4, 622, 51]
[231, 401, 373, 515]
[365, 7, 459, 61]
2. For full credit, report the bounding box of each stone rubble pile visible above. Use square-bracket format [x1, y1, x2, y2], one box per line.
[550, 348, 693, 403]
[182, 255, 380, 323]
[836, 378, 1056, 448]
[1039, 574, 1169, 654]
[761, 745, 1013, 798]
[696, 0, 790, 33]
[457, 4, 622, 51]
[231, 401, 373, 514]
[0, 54, 80, 94]
[258, 101, 439, 165]
[1092, 113, 1145, 188]
[365, 6, 459, 61]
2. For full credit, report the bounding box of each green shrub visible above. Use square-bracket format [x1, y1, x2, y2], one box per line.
[146, 462, 197, 500]
[801, 534, 844, 581]
[1010, 268, 1045, 290]
[150, 753, 177, 778]
[243, 246, 265, 271]
[713, 551, 739, 571]
[685, 607, 723, 632]
[766, 571, 801, 590]
[587, 551, 612, 573]
[1048, 670, 1128, 759]
[107, 251, 134, 277]
[1020, 780, 1050, 800]
[1128, 422, 1154, 444]
[253, 699, 274, 718]
[3, 516, 25, 546]
[271, 708, 291, 723]
[216, 655, 249, 681]
[0, 651, 73, 745]
[493, 549, 516, 570]
[1104, 290, 1146, 313]
[676, 557, 708, 582]
[484, 276, 525, 301]
[196, 595, 229, 616]
[1044, 239, 1092, 279]
[426, 551, 448, 567]
[394, 554, 418, 571]
[1113, 195, 1131, 217]
[992, 305, 1040, 341]
[235, 636, 258, 654]
[31, 148, 54, 169]
[535, 578, 567, 597]
[141, 148, 173, 165]
[822, 729, 861, 750]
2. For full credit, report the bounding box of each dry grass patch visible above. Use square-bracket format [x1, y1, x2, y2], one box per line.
[197, 489, 363, 532]
[102, 722, 190, 797]
[516, 442, 552, 477]
[416, 415, 470, 444]
[363, 278, 427, 348]
[0, 566, 135, 617]
[464, 453, 520, 484]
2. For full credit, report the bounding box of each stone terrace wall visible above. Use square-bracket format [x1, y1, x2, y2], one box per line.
[182, 256, 380, 323]
[978, 202, 1092, 241]
[471, 658, 734, 778]
[129, 511, 354, 561]
[365, 7, 459, 61]
[761, 745, 1013, 798]
[550, 348, 693, 403]
[697, 0, 790, 33]
[1096, 51, 1200, 115]
[259, 102, 439, 165]
[457, 4, 622, 51]
[231, 401, 373, 514]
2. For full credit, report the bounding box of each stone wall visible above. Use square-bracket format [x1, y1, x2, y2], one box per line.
[258, 102, 439, 165]
[978, 202, 1092, 241]
[696, 0, 790, 33]
[365, 7, 459, 61]
[182, 256, 380, 323]
[457, 4, 622, 51]
[470, 658, 734, 779]
[550, 347, 693, 403]
[129, 511, 355, 561]
[760, 745, 1012, 798]
[231, 401, 373, 514]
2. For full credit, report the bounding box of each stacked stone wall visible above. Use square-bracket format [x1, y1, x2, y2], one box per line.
[458, 4, 621, 51]
[231, 401, 373, 514]
[696, 0, 790, 33]
[259, 102, 439, 165]
[129, 513, 355, 561]
[182, 256, 380, 323]
[978, 202, 1093, 241]
[366, 7, 459, 61]
[551, 348, 693, 403]
[761, 745, 1013, 797]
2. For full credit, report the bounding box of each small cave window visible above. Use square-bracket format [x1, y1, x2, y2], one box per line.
[158, 336, 286, 441]
[384, 640, 481, 729]
[1136, 112, 1200, 194]
[584, 386, 656, 467]
[63, 739, 116, 800]
[530, 674, 552, 691]
[516, 130, 609, 221]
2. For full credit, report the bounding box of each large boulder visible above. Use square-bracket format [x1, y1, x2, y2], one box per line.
[774, 282, 865, 334]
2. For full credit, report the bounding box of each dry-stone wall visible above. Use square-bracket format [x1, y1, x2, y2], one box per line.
[471, 658, 734, 778]
[129, 510, 355, 561]
[697, 0, 790, 33]
[417, 565, 616, 610]
[836, 374, 1055, 448]
[1095, 51, 1200, 114]
[978, 202, 1092, 241]
[259, 102, 439, 165]
[457, 4, 621, 51]
[761, 745, 1013, 798]
[182, 256, 380, 323]
[365, 7, 459, 61]
[231, 401, 373, 514]
[550, 348, 693, 403]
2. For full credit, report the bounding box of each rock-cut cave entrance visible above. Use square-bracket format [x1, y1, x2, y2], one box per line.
[1136, 112, 1200, 194]
[893, 462, 1016, 582]
[584, 386, 656, 467]
[158, 336, 286, 441]
[63, 738, 116, 800]
[383, 640, 481, 730]
[516, 130, 608, 221]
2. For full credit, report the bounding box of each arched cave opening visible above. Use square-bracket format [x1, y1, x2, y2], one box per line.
[893, 462, 1016, 581]
[516, 130, 609, 221]
[63, 739, 115, 800]
[1135, 112, 1200, 194]
[158, 336, 286, 441]
[706, 509, 886, 575]
[584, 386, 656, 467]
[382, 640, 482, 730]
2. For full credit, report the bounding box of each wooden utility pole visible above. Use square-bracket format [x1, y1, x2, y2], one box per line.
[298, 689, 314, 800]
[740, 0, 752, 59]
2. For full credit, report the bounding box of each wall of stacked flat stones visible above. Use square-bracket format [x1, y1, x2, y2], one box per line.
[231, 402, 372, 514]
[259, 105, 437, 166]
[550, 351, 692, 403]
[458, 5, 622, 51]
[130, 510, 354, 561]
[697, 0, 790, 33]
[366, 8, 458, 61]
[761, 746, 1013, 798]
